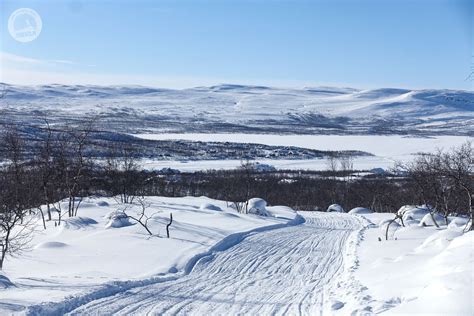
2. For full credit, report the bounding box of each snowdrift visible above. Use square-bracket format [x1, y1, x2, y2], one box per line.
[0, 273, 14, 289]
[419, 213, 445, 227]
[34, 241, 69, 249]
[199, 203, 222, 212]
[104, 211, 132, 228]
[417, 229, 464, 251]
[448, 216, 470, 229]
[327, 204, 344, 213]
[397, 205, 430, 222]
[247, 198, 270, 216]
[349, 207, 372, 215]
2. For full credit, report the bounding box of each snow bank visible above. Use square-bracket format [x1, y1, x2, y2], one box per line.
[419, 213, 445, 227]
[327, 204, 344, 213]
[416, 229, 463, 251]
[0, 273, 14, 289]
[0, 196, 302, 314]
[266, 206, 296, 220]
[104, 211, 132, 229]
[63, 217, 98, 230]
[349, 207, 372, 215]
[356, 212, 474, 315]
[247, 198, 270, 216]
[96, 201, 110, 207]
[397, 205, 430, 222]
[390, 232, 474, 315]
[448, 216, 470, 229]
[199, 203, 222, 211]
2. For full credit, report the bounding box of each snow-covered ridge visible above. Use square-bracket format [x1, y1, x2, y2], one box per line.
[1, 83, 472, 135]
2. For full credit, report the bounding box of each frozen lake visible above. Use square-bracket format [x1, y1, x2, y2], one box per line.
[135, 134, 472, 171]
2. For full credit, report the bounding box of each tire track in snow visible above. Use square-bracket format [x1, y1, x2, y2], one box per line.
[58, 212, 364, 316]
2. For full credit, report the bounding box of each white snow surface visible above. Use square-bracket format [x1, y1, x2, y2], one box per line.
[137, 134, 471, 172]
[3, 84, 473, 135]
[1, 198, 472, 315]
[25, 212, 368, 316]
[349, 207, 372, 215]
[355, 212, 474, 315]
[0, 196, 299, 313]
[419, 212, 446, 227]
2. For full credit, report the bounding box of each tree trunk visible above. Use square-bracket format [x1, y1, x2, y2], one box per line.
[166, 213, 173, 238]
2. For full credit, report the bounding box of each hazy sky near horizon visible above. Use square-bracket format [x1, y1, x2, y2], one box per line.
[0, 0, 472, 89]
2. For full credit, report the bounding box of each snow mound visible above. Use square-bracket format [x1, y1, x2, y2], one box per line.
[266, 206, 296, 220]
[96, 201, 110, 207]
[0, 273, 14, 289]
[348, 207, 372, 215]
[104, 211, 132, 229]
[419, 213, 445, 227]
[448, 216, 470, 229]
[63, 217, 98, 230]
[327, 204, 344, 213]
[199, 203, 222, 211]
[409, 231, 474, 315]
[247, 198, 270, 216]
[34, 241, 69, 249]
[417, 229, 463, 251]
[397, 205, 430, 221]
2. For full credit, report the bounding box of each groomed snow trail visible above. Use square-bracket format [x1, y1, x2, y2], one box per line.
[67, 212, 364, 315]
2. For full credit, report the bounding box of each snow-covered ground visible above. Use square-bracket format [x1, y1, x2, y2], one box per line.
[2, 84, 473, 135]
[353, 211, 473, 315]
[0, 196, 299, 313]
[136, 134, 472, 171]
[24, 212, 368, 316]
[1, 198, 472, 315]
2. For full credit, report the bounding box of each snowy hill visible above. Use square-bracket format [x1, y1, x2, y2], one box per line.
[1, 84, 472, 135]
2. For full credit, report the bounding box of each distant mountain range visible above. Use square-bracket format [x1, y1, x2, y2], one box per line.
[1, 83, 472, 135]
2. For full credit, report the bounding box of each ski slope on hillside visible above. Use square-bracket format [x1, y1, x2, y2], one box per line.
[27, 213, 367, 316]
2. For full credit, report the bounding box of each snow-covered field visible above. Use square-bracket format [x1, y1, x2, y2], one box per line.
[0, 196, 298, 313]
[354, 211, 473, 315]
[136, 134, 472, 171]
[1, 196, 471, 315]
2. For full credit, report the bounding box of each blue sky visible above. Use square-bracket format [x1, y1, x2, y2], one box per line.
[0, 0, 472, 89]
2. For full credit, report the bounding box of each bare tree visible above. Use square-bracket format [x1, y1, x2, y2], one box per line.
[440, 142, 473, 230]
[0, 127, 36, 269]
[54, 121, 95, 218]
[35, 119, 56, 223]
[398, 142, 473, 230]
[122, 197, 159, 236]
[105, 143, 142, 204]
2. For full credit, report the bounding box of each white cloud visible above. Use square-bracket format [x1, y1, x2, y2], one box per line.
[0, 51, 80, 67]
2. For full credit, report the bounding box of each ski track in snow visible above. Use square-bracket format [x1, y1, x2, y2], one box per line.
[37, 213, 366, 316]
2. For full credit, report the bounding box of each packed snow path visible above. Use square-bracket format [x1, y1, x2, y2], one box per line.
[66, 213, 364, 315]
